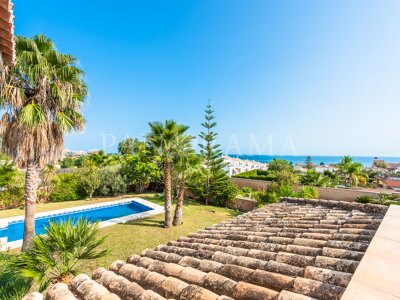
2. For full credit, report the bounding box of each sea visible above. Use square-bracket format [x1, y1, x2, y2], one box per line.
[230, 155, 400, 167]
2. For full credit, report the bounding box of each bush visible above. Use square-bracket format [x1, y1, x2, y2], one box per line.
[0, 253, 31, 300]
[50, 173, 86, 202]
[212, 182, 240, 207]
[256, 170, 268, 176]
[252, 190, 279, 205]
[240, 186, 253, 197]
[97, 165, 127, 196]
[234, 170, 276, 181]
[268, 159, 293, 172]
[356, 195, 374, 203]
[14, 218, 109, 291]
[296, 186, 319, 199]
[0, 172, 24, 209]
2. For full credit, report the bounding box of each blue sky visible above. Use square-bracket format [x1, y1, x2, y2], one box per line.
[14, 0, 400, 156]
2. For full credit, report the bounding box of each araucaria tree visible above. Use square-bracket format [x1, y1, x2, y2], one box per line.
[0, 35, 87, 250]
[305, 156, 314, 170]
[146, 120, 189, 228]
[198, 100, 228, 205]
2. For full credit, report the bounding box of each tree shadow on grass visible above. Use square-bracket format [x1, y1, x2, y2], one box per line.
[122, 218, 165, 228]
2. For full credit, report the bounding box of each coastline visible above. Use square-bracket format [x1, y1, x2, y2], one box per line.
[230, 154, 400, 167]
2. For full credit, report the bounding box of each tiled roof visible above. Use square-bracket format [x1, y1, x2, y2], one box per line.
[0, 0, 15, 67]
[383, 179, 400, 188]
[29, 199, 387, 300]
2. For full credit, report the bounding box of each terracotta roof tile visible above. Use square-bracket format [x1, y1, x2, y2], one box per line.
[39, 198, 388, 300]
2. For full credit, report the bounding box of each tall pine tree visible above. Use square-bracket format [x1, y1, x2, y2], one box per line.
[198, 100, 228, 205]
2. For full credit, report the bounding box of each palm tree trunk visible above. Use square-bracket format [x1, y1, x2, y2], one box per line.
[21, 162, 39, 251]
[164, 161, 172, 228]
[173, 181, 185, 226]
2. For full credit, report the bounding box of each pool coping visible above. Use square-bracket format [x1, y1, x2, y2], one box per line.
[0, 197, 164, 250]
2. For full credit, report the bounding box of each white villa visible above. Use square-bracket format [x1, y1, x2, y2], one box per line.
[223, 155, 268, 177]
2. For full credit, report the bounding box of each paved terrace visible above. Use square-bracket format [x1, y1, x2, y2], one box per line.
[25, 199, 389, 300]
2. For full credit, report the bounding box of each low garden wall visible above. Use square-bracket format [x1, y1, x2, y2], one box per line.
[228, 196, 258, 212]
[230, 177, 400, 202]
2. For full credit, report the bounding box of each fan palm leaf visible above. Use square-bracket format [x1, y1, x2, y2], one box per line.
[0, 34, 87, 250]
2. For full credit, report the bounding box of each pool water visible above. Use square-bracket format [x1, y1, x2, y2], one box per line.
[0, 201, 152, 242]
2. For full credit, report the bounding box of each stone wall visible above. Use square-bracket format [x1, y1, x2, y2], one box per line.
[227, 196, 258, 212]
[280, 197, 388, 214]
[230, 177, 400, 202]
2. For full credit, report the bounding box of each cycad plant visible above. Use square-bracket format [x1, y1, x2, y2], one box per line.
[0, 34, 87, 250]
[14, 218, 109, 291]
[0, 253, 31, 300]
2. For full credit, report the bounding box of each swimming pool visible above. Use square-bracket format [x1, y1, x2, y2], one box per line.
[0, 198, 164, 249]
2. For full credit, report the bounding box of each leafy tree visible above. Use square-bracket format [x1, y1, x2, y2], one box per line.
[14, 219, 108, 291]
[172, 135, 198, 226]
[97, 165, 127, 196]
[268, 159, 293, 172]
[0, 35, 87, 250]
[338, 156, 363, 186]
[198, 101, 228, 205]
[87, 150, 111, 167]
[118, 137, 136, 155]
[122, 155, 160, 193]
[79, 164, 101, 199]
[37, 165, 57, 202]
[301, 169, 329, 187]
[118, 137, 146, 156]
[60, 157, 76, 168]
[146, 120, 190, 227]
[276, 169, 298, 187]
[50, 173, 86, 202]
[305, 156, 314, 170]
[0, 156, 18, 188]
[74, 155, 88, 168]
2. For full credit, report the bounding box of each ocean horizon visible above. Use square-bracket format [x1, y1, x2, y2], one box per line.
[229, 155, 400, 167]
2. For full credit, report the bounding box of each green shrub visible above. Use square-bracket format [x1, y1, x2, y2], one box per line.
[378, 193, 399, 201]
[268, 159, 293, 172]
[256, 170, 268, 176]
[0, 172, 24, 209]
[252, 190, 279, 205]
[240, 186, 253, 197]
[356, 195, 374, 203]
[50, 173, 86, 202]
[14, 218, 109, 291]
[0, 253, 31, 300]
[212, 182, 240, 207]
[97, 165, 127, 196]
[234, 170, 276, 181]
[296, 186, 319, 199]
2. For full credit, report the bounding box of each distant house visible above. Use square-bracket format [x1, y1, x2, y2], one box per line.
[381, 177, 400, 192]
[0, 0, 15, 68]
[294, 163, 306, 173]
[386, 162, 400, 172]
[315, 164, 338, 173]
[222, 156, 268, 177]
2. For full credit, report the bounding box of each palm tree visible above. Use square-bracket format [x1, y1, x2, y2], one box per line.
[146, 120, 189, 228]
[338, 156, 363, 186]
[172, 135, 199, 226]
[0, 35, 87, 250]
[14, 218, 109, 291]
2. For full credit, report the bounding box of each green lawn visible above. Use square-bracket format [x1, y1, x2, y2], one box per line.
[0, 193, 241, 275]
[83, 194, 241, 274]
